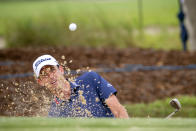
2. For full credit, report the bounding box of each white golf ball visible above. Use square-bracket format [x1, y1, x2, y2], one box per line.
[69, 23, 77, 31]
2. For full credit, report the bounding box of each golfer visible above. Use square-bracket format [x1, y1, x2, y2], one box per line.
[33, 55, 129, 118]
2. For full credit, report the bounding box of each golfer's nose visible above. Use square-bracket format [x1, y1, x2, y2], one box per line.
[48, 72, 55, 79]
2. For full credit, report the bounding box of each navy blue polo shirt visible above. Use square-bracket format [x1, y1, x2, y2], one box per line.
[48, 71, 117, 118]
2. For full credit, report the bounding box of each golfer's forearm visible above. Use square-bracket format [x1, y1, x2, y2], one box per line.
[113, 106, 129, 119]
[119, 108, 129, 118]
[105, 95, 129, 118]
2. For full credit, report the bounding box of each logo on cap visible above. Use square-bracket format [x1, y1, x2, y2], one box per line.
[35, 58, 51, 70]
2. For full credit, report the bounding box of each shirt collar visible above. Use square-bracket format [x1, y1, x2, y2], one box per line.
[69, 81, 80, 94]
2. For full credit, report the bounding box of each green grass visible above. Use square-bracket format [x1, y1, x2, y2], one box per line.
[0, 117, 196, 131]
[0, 0, 180, 49]
[134, 27, 182, 50]
[0, 0, 178, 31]
[125, 96, 196, 118]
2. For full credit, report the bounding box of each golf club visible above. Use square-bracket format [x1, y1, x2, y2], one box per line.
[166, 98, 181, 119]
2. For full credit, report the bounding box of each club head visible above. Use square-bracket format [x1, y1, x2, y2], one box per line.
[170, 98, 181, 111]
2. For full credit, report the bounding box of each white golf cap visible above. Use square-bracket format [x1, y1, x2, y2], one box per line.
[33, 54, 59, 78]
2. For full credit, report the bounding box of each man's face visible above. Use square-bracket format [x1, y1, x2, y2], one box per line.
[37, 65, 71, 100]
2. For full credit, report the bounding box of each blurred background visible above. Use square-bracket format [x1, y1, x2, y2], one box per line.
[0, 0, 196, 118]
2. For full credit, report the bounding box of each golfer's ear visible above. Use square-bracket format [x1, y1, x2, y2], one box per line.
[59, 65, 64, 74]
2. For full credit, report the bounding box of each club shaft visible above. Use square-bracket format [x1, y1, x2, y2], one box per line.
[166, 112, 175, 119]
[166, 110, 178, 119]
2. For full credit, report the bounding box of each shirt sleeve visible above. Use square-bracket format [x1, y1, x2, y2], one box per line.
[91, 72, 117, 101]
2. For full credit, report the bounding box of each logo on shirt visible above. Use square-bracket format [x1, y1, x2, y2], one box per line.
[107, 83, 112, 87]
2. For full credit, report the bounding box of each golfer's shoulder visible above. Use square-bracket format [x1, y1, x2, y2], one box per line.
[78, 71, 99, 81]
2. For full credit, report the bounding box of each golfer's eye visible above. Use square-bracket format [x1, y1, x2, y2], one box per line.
[39, 71, 48, 79]
[50, 67, 56, 72]
[46, 67, 51, 72]
[39, 75, 47, 80]
[46, 67, 55, 73]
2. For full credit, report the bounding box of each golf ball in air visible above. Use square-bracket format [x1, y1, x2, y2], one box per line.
[69, 23, 77, 31]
